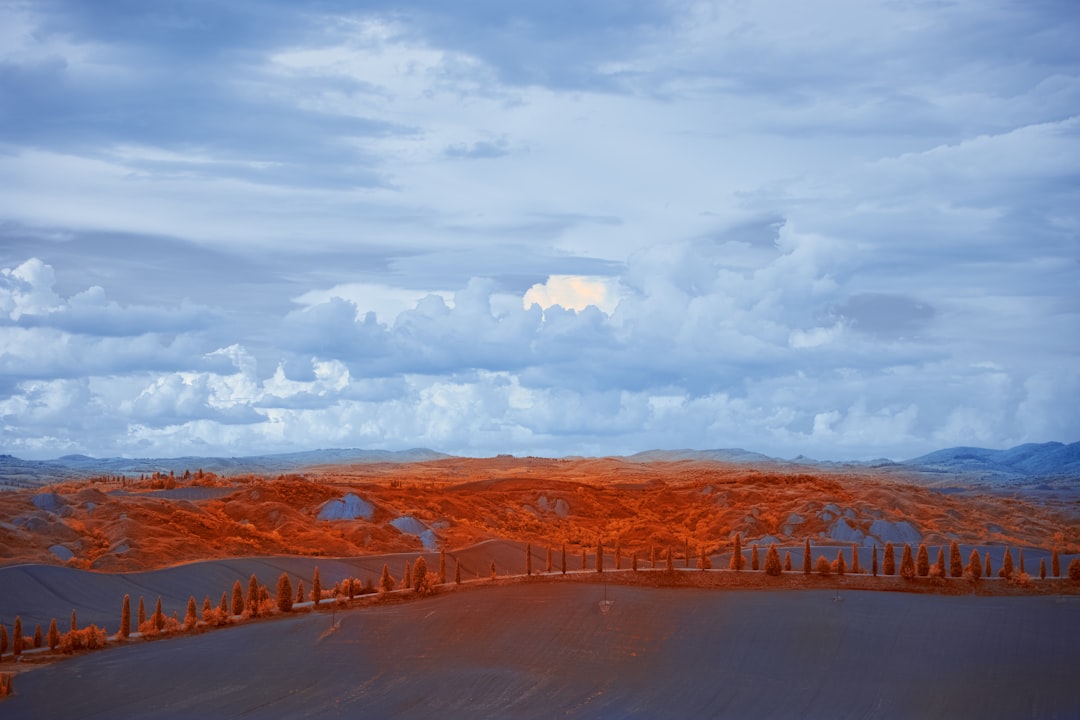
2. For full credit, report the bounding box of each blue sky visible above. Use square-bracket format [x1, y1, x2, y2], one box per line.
[1, 0, 1078, 461]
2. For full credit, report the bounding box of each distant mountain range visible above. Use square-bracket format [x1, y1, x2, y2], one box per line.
[1, 442, 1077, 489]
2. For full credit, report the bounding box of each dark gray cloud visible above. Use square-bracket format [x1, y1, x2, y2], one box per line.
[828, 294, 935, 338]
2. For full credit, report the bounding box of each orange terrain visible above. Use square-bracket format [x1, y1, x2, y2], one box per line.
[1, 456, 1076, 572]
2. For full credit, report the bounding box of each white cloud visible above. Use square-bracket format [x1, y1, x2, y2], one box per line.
[523, 275, 621, 314]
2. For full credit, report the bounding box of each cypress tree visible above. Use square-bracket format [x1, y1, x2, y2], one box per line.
[950, 541, 963, 578]
[730, 533, 743, 571]
[803, 538, 812, 575]
[765, 544, 782, 576]
[596, 540, 604, 573]
[413, 556, 428, 591]
[984, 552, 992, 578]
[883, 543, 896, 575]
[12, 618, 22, 656]
[47, 619, 59, 650]
[651, 546, 657, 569]
[851, 542, 860, 574]
[562, 544, 567, 574]
[872, 545, 878, 576]
[490, 560, 497, 579]
[1018, 548, 1025, 575]
[153, 597, 164, 632]
[1000, 548, 1014, 579]
[784, 551, 792, 572]
[835, 548, 846, 575]
[581, 548, 586, 571]
[684, 539, 690, 568]
[1039, 558, 1047, 580]
[633, 550, 639, 571]
[202, 596, 212, 622]
[313, 566, 322, 606]
[900, 544, 916, 579]
[699, 545, 708, 570]
[526, 543, 533, 576]
[967, 549, 982, 580]
[455, 559, 462, 584]
[935, 547, 945, 577]
[666, 546, 674, 572]
[34, 625, 42, 648]
[295, 581, 305, 604]
[185, 596, 198, 628]
[616, 542, 622, 570]
[70, 609, 77, 633]
[1069, 558, 1080, 581]
[379, 564, 395, 592]
[0, 623, 6, 657]
[277, 573, 293, 612]
[220, 592, 228, 615]
[916, 544, 930, 577]
[248, 574, 260, 617]
[1052, 547, 1060, 577]
[546, 547, 552, 573]
[440, 550, 447, 583]
[751, 544, 760, 571]
[120, 594, 131, 638]
[232, 580, 244, 616]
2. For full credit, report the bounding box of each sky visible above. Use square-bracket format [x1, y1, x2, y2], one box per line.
[1, 0, 1078, 462]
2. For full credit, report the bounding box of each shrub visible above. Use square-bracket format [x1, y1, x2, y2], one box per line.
[816, 556, 831, 576]
[949, 541, 963, 578]
[277, 573, 293, 612]
[900, 544, 916, 580]
[0, 674, 11, 697]
[202, 596, 213, 622]
[59, 625, 107, 654]
[730, 533, 743, 571]
[784, 551, 792, 572]
[833, 549, 846, 576]
[414, 557, 435, 595]
[883, 543, 896, 575]
[70, 609, 77, 633]
[1069, 558, 1080, 582]
[295, 581, 305, 604]
[765, 544, 782, 576]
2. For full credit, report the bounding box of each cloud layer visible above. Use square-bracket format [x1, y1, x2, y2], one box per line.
[1, 0, 1077, 460]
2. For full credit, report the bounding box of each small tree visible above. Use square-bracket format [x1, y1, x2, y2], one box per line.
[47, 619, 59, 650]
[231, 581, 245, 616]
[851, 542, 861, 574]
[1069, 557, 1080, 582]
[816, 556, 831, 576]
[616, 542, 622, 570]
[730, 533, 743, 571]
[934, 547, 945, 577]
[490, 560, 497, 579]
[295, 581, 305, 604]
[153, 597, 164, 632]
[784, 551, 792, 572]
[526, 543, 533, 576]
[966, 549, 982, 580]
[651, 546, 657, 569]
[413, 556, 430, 594]
[70, 609, 77, 633]
[0, 623, 6, 657]
[12, 618, 22, 657]
[900, 544, 916, 579]
[185, 596, 198, 628]
[883, 543, 896, 575]
[1000, 548, 1014, 580]
[872, 545, 878, 576]
[34, 624, 42, 648]
[984, 552, 992, 578]
[916, 544, 930, 577]
[683, 539, 690, 569]
[751, 544, 760, 571]
[1039, 558, 1047, 580]
[455, 559, 462, 584]
[546, 547, 552, 573]
[834, 548, 846, 576]
[120, 594, 131, 638]
[202, 596, 213, 622]
[765, 544, 782, 576]
[699, 545, 710, 570]
[248, 574, 260, 617]
[1052, 547, 1060, 577]
[277, 573, 293, 612]
[803, 538, 812, 575]
[633, 550, 639, 571]
[596, 540, 604, 573]
[581, 548, 586, 571]
[949, 541, 963, 578]
[313, 566, 322, 606]
[219, 592, 228, 615]
[562, 544, 567, 574]
[440, 550, 448, 584]
[1018, 548, 1025, 575]
[139, 596, 147, 628]
[666, 546, 675, 573]
[379, 564, 395, 592]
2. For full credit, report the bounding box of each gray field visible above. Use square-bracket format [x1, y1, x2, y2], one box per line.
[3, 584, 1078, 719]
